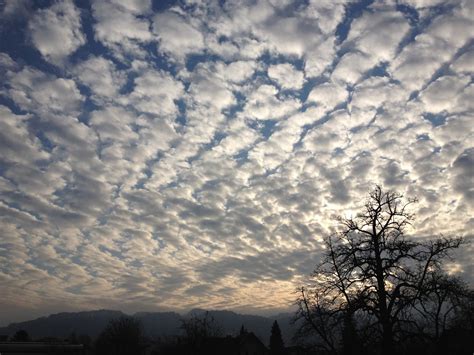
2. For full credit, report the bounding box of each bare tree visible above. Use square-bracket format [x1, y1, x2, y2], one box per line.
[180, 311, 223, 353]
[95, 316, 145, 355]
[411, 273, 472, 343]
[296, 186, 463, 355]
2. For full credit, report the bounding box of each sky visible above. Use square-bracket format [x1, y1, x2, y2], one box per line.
[0, 0, 473, 326]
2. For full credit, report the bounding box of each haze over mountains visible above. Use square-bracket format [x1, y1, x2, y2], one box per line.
[0, 309, 296, 344]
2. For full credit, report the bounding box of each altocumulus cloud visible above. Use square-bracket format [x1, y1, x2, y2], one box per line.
[0, 0, 473, 325]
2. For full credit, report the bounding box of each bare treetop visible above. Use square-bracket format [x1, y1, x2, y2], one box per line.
[296, 186, 466, 355]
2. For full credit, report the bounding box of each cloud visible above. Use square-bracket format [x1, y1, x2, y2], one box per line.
[331, 52, 377, 85]
[306, 81, 347, 111]
[28, 1, 85, 64]
[390, 4, 474, 91]
[346, 8, 410, 62]
[109, 0, 151, 15]
[92, 0, 152, 52]
[267, 63, 304, 90]
[1, 0, 31, 18]
[419, 75, 471, 113]
[153, 11, 205, 61]
[90, 106, 139, 142]
[5, 67, 83, 114]
[215, 60, 257, 84]
[350, 77, 404, 111]
[332, 8, 410, 84]
[186, 64, 235, 111]
[126, 69, 185, 116]
[0, 106, 48, 165]
[451, 148, 474, 205]
[73, 56, 127, 100]
[0, 53, 18, 71]
[451, 49, 474, 74]
[243, 84, 300, 120]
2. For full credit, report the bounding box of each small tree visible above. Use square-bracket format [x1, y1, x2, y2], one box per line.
[11, 329, 30, 342]
[95, 316, 145, 355]
[415, 273, 466, 339]
[407, 273, 474, 354]
[180, 311, 222, 353]
[296, 186, 463, 355]
[269, 320, 285, 355]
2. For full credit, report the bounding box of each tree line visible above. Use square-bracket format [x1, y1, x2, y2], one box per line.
[5, 313, 287, 355]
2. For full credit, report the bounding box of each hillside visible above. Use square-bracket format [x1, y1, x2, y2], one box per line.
[0, 309, 297, 345]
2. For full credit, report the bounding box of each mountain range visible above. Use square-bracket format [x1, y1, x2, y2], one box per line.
[0, 309, 297, 345]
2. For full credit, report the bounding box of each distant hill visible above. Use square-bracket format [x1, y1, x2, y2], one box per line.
[0, 310, 124, 339]
[134, 311, 182, 337]
[0, 309, 297, 345]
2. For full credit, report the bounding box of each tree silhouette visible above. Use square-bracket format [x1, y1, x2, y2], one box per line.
[95, 316, 144, 355]
[11, 329, 30, 342]
[410, 272, 474, 354]
[180, 311, 223, 353]
[296, 186, 464, 355]
[269, 320, 285, 355]
[416, 273, 466, 339]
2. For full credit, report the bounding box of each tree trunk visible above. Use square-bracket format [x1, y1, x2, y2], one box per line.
[381, 321, 394, 355]
[372, 227, 393, 355]
[342, 312, 360, 355]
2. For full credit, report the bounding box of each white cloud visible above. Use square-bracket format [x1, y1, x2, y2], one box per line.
[109, 0, 151, 14]
[304, 37, 336, 78]
[214, 119, 260, 156]
[0, 106, 49, 165]
[90, 106, 138, 142]
[153, 11, 205, 61]
[450, 50, 474, 74]
[451, 148, 474, 205]
[350, 77, 404, 111]
[187, 65, 236, 111]
[6, 67, 83, 114]
[331, 9, 410, 85]
[243, 84, 300, 120]
[302, 110, 352, 155]
[207, 0, 337, 64]
[306, 81, 348, 111]
[28, 1, 85, 64]
[74, 56, 126, 100]
[92, 1, 152, 45]
[1, 0, 31, 17]
[215, 60, 257, 84]
[268, 63, 305, 90]
[390, 6, 474, 91]
[126, 69, 184, 116]
[398, 0, 447, 7]
[331, 52, 377, 85]
[260, 16, 322, 57]
[419, 75, 471, 113]
[0, 53, 18, 71]
[347, 9, 410, 62]
[431, 114, 473, 148]
[304, 0, 347, 35]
